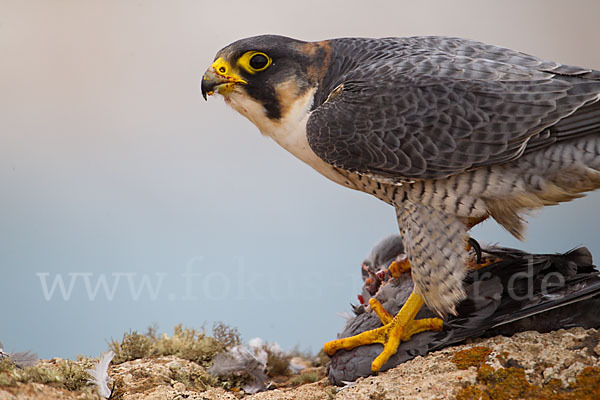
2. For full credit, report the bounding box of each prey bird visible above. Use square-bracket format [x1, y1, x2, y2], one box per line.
[201, 35, 600, 371]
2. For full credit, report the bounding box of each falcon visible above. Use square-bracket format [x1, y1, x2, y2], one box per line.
[201, 35, 600, 372]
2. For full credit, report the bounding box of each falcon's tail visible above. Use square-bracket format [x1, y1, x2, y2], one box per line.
[553, 100, 600, 141]
[525, 99, 600, 154]
[488, 103, 600, 241]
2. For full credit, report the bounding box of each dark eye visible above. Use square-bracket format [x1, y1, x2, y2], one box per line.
[249, 53, 269, 70]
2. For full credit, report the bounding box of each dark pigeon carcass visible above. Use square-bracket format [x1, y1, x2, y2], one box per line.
[327, 235, 600, 384]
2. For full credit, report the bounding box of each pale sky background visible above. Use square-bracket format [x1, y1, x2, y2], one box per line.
[1, 0, 600, 359]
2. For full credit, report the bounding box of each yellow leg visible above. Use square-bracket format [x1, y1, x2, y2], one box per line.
[324, 292, 443, 372]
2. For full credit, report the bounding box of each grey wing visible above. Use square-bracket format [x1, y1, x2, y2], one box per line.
[307, 45, 600, 181]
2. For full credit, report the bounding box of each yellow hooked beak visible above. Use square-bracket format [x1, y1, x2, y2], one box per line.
[201, 58, 248, 100]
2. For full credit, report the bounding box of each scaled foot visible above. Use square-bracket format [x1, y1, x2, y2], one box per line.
[324, 291, 443, 371]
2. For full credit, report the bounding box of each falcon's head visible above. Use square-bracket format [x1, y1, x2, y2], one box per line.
[201, 35, 331, 135]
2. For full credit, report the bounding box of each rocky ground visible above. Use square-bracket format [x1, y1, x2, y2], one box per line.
[1, 327, 600, 400]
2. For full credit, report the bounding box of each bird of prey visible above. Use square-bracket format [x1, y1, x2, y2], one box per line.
[328, 235, 600, 384]
[201, 35, 600, 372]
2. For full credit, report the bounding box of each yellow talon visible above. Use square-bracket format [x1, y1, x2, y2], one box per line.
[369, 297, 393, 324]
[388, 255, 411, 278]
[324, 291, 443, 372]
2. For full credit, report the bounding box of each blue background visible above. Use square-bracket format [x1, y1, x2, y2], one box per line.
[1, 0, 599, 359]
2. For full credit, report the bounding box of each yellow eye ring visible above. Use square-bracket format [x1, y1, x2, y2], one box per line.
[238, 51, 272, 73]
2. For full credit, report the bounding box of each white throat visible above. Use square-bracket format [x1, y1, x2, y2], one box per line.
[224, 87, 352, 186]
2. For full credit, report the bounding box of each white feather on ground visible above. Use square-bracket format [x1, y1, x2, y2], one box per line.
[0, 340, 39, 368]
[86, 350, 115, 398]
[0, 341, 6, 360]
[8, 351, 39, 367]
[208, 342, 268, 394]
[248, 337, 268, 366]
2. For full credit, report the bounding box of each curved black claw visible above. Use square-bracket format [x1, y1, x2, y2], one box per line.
[468, 237, 482, 264]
